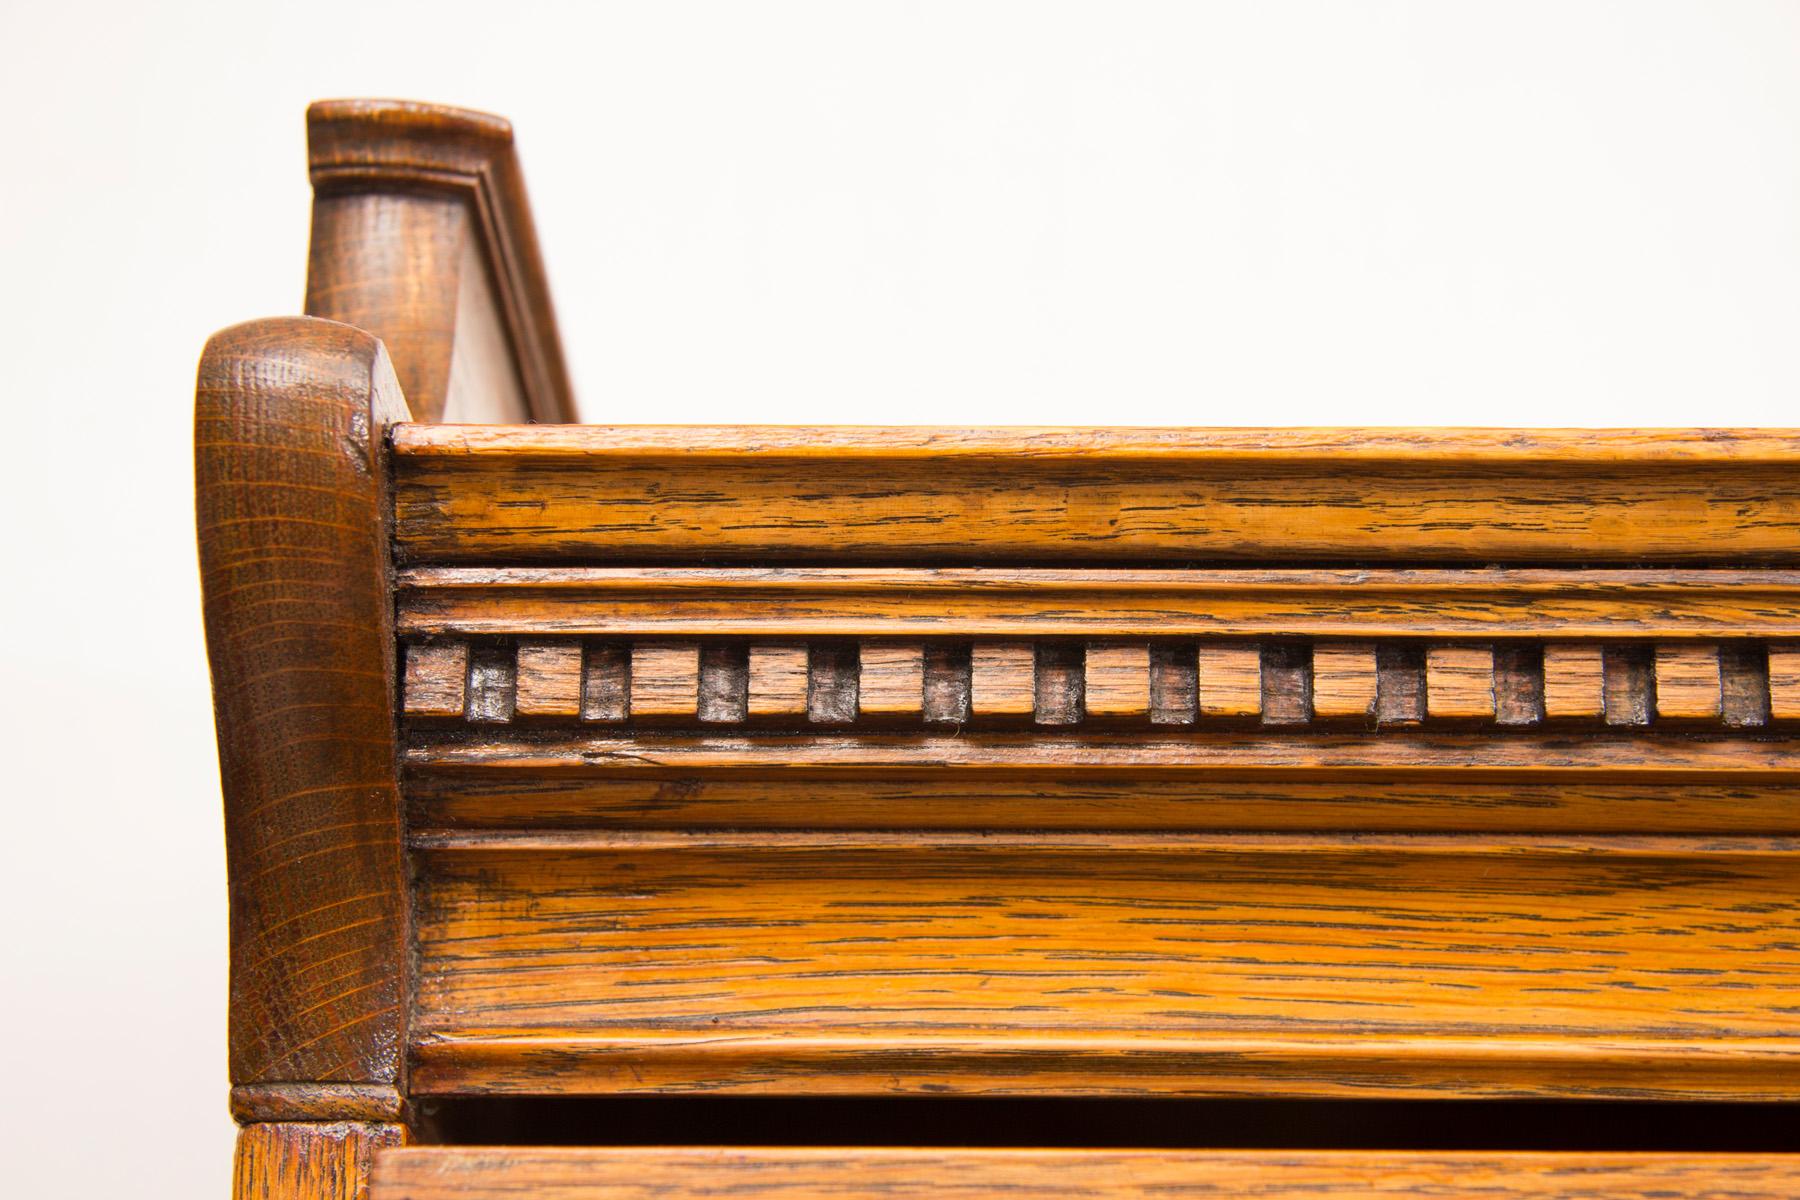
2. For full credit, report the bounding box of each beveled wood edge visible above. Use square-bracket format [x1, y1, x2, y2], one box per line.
[407, 1031, 1800, 1102]
[395, 565, 1800, 639]
[390, 423, 1800, 462]
[372, 1146, 1800, 1200]
[307, 99, 575, 423]
[197, 316, 412, 1109]
[232, 1083, 408, 1124]
[404, 730, 1800, 777]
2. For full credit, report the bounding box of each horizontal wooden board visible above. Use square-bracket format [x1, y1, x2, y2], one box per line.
[371, 1147, 1800, 1200]
[410, 832, 1800, 1100]
[397, 567, 1800, 639]
[404, 769, 1800, 834]
[390, 426, 1800, 564]
[406, 731, 1800, 777]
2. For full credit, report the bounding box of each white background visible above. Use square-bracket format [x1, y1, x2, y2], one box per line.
[3, 2, 1798, 1194]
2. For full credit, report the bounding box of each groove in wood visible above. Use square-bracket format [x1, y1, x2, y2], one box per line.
[807, 642, 859, 725]
[1721, 644, 1771, 728]
[465, 643, 516, 724]
[580, 642, 629, 723]
[1604, 645, 1655, 727]
[1377, 644, 1426, 725]
[697, 644, 749, 724]
[1493, 644, 1545, 726]
[1261, 644, 1312, 726]
[923, 643, 972, 725]
[1035, 643, 1085, 726]
[1148, 643, 1198, 725]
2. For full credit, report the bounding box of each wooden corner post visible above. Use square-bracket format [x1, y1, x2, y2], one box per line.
[196, 317, 412, 1196]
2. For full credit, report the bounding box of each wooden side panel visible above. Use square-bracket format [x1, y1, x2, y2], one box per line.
[306, 100, 574, 422]
[410, 835, 1800, 1100]
[390, 426, 1800, 564]
[235, 1123, 404, 1200]
[372, 1147, 1800, 1200]
[196, 318, 409, 1096]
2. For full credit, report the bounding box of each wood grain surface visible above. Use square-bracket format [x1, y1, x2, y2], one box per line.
[407, 831, 1800, 1099]
[370, 1147, 1800, 1200]
[396, 567, 1800, 639]
[397, 636, 1775, 731]
[235, 1122, 404, 1200]
[306, 100, 573, 422]
[196, 317, 411, 1098]
[390, 426, 1800, 563]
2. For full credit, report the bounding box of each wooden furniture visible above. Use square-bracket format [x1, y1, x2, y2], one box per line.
[199, 100, 1800, 1200]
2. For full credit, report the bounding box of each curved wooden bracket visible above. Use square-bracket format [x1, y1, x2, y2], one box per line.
[305, 100, 575, 424]
[196, 317, 412, 1119]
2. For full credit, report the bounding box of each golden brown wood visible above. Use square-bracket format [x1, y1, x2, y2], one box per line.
[1654, 644, 1723, 722]
[409, 832, 1800, 1100]
[391, 426, 1800, 564]
[213, 103, 1800, 1173]
[1426, 645, 1495, 721]
[970, 643, 1037, 717]
[305, 100, 574, 423]
[747, 644, 810, 717]
[403, 641, 468, 718]
[858, 642, 925, 717]
[1770, 645, 1800, 721]
[1083, 642, 1150, 719]
[1542, 644, 1606, 720]
[196, 318, 409, 1102]
[1197, 644, 1261, 718]
[1311, 643, 1377, 721]
[515, 640, 583, 717]
[396, 566, 1800, 639]
[235, 1123, 404, 1200]
[405, 769, 1800, 834]
[372, 1147, 1800, 1200]
[628, 642, 700, 719]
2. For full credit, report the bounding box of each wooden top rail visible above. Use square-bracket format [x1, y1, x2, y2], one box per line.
[391, 424, 1800, 564]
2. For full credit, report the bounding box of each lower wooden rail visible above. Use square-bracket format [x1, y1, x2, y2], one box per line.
[370, 1147, 1800, 1200]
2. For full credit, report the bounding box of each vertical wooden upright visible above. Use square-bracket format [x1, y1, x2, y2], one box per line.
[196, 317, 413, 1195]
